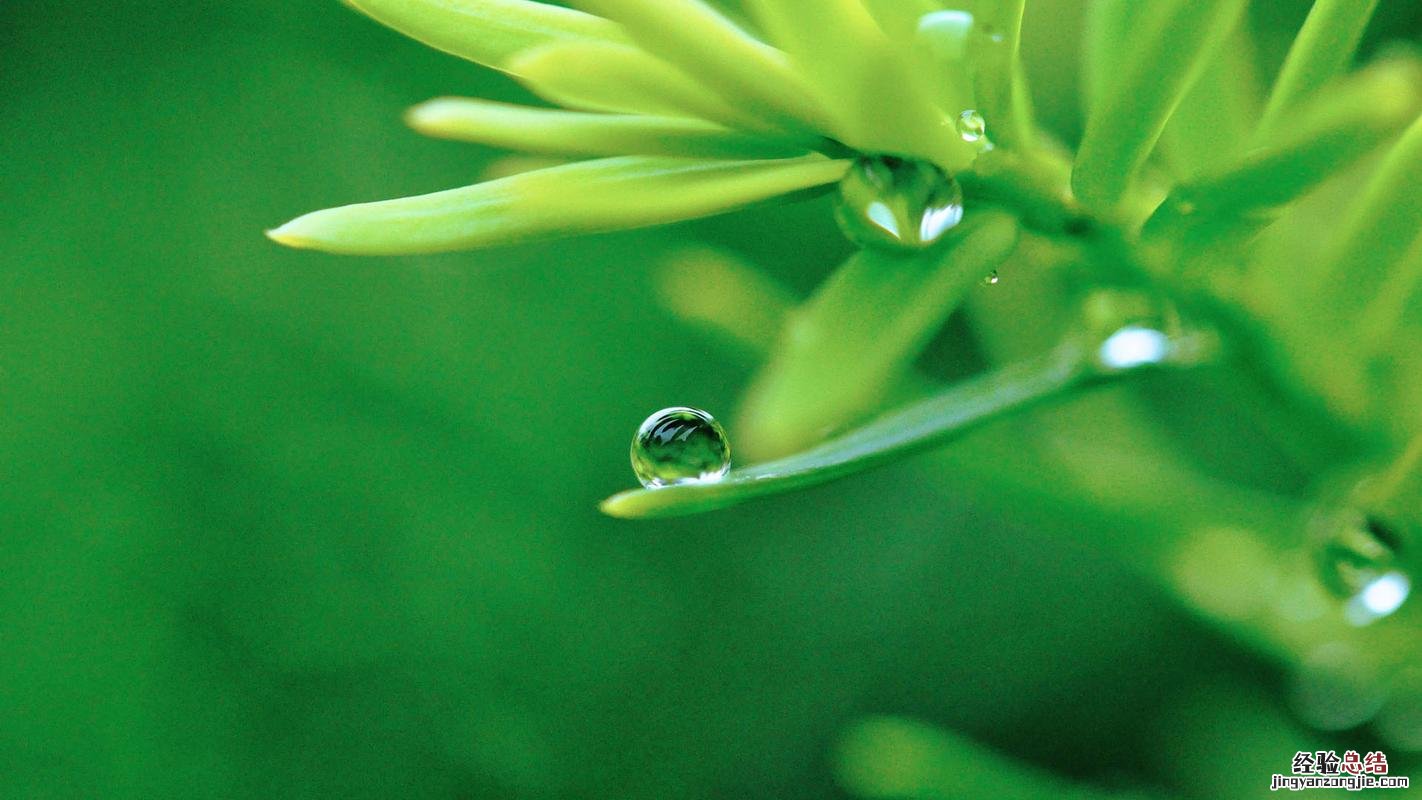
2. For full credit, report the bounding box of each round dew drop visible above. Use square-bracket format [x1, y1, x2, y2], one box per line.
[631, 407, 731, 489]
[834, 156, 964, 253]
[956, 109, 987, 144]
[982, 270, 1000, 286]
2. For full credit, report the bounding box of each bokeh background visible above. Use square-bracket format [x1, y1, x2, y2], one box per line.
[4, 2, 1421, 798]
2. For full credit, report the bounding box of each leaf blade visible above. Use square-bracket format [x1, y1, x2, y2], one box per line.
[342, 0, 625, 73]
[268, 155, 847, 256]
[1072, 0, 1246, 214]
[1152, 60, 1422, 223]
[566, 0, 832, 133]
[405, 97, 809, 159]
[735, 211, 1021, 460]
[602, 343, 1086, 519]
[507, 41, 768, 130]
[1256, 0, 1381, 140]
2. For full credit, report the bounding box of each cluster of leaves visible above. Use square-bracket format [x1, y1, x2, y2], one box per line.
[271, 0, 1422, 766]
[273, 0, 1421, 519]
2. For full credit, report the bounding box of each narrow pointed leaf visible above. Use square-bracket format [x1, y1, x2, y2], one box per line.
[1151, 61, 1422, 224]
[566, 0, 831, 134]
[602, 342, 1086, 518]
[746, 0, 969, 168]
[507, 41, 765, 131]
[969, 0, 1036, 151]
[736, 212, 1021, 460]
[268, 155, 847, 256]
[1257, 0, 1381, 140]
[1158, 27, 1262, 178]
[1072, 0, 1246, 213]
[405, 98, 808, 159]
[1082, 0, 1144, 113]
[342, 0, 624, 73]
[1317, 112, 1422, 302]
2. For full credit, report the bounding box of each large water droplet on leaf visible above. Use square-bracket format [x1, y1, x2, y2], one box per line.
[835, 156, 964, 253]
[631, 407, 731, 489]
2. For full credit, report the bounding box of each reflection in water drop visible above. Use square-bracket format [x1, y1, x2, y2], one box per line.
[982, 270, 1000, 286]
[835, 156, 964, 252]
[955, 109, 987, 144]
[1313, 510, 1411, 625]
[1095, 326, 1172, 371]
[1348, 571, 1411, 625]
[630, 407, 731, 489]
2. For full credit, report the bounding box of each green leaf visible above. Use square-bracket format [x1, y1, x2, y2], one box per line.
[860, 0, 946, 41]
[341, 0, 625, 73]
[602, 341, 1087, 519]
[1157, 26, 1262, 178]
[1072, 0, 1246, 214]
[507, 41, 765, 130]
[968, 0, 1036, 151]
[1256, 0, 1381, 141]
[735, 211, 1021, 460]
[565, 0, 832, 134]
[746, 0, 971, 168]
[405, 97, 809, 159]
[1149, 61, 1422, 226]
[1082, 0, 1144, 114]
[1317, 111, 1422, 303]
[268, 155, 847, 256]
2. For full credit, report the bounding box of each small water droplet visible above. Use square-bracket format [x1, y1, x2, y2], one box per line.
[835, 156, 964, 252]
[981, 270, 999, 286]
[1313, 510, 1411, 625]
[631, 407, 731, 489]
[1095, 325, 1172, 371]
[955, 109, 986, 144]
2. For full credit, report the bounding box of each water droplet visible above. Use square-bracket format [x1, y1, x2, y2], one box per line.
[1312, 509, 1411, 625]
[1095, 325, 1172, 371]
[630, 407, 731, 489]
[981, 270, 999, 286]
[835, 156, 964, 252]
[955, 109, 986, 144]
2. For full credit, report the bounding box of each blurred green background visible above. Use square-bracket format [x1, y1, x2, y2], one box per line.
[3, 2, 1420, 798]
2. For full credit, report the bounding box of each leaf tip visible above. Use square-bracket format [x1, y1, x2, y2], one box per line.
[598, 491, 642, 519]
[403, 97, 457, 135]
[265, 219, 319, 250]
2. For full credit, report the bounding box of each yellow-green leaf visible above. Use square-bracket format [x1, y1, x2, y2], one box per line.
[342, 0, 624, 73]
[405, 97, 808, 159]
[268, 155, 847, 256]
[603, 341, 1086, 518]
[507, 41, 765, 131]
[567, 0, 832, 134]
[736, 211, 1021, 460]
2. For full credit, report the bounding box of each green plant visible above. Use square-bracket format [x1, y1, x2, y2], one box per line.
[270, 0, 1422, 785]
